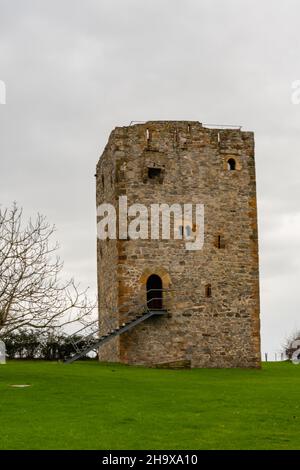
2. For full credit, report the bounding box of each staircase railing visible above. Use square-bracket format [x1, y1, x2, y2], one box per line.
[66, 285, 214, 362]
[64, 288, 173, 360]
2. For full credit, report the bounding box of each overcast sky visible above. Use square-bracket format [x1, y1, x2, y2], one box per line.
[1, 0, 300, 355]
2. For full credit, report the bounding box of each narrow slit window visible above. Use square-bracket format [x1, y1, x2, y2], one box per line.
[185, 225, 192, 237]
[205, 284, 212, 298]
[217, 235, 225, 249]
[178, 225, 184, 238]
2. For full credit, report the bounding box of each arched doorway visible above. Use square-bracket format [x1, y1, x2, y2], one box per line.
[227, 158, 236, 171]
[146, 274, 163, 310]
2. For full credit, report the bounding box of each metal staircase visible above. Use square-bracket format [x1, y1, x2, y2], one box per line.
[64, 292, 167, 364]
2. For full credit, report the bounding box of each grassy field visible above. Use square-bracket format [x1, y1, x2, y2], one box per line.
[0, 360, 299, 450]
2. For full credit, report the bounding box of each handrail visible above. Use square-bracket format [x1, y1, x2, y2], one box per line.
[67, 300, 150, 348]
[65, 294, 156, 344]
[72, 295, 167, 349]
[67, 287, 192, 349]
[68, 295, 167, 351]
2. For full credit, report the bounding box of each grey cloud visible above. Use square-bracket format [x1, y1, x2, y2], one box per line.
[1, 0, 300, 353]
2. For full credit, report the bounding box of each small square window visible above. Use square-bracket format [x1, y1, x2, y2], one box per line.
[148, 167, 162, 180]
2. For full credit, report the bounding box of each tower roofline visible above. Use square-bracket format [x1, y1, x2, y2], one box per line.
[117, 120, 245, 131]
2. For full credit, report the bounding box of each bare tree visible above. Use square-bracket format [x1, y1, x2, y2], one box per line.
[283, 329, 300, 361]
[0, 203, 96, 335]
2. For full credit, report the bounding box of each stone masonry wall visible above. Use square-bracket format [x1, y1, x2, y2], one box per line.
[96, 139, 119, 361]
[96, 121, 261, 368]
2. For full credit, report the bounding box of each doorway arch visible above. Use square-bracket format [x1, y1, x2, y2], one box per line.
[146, 274, 163, 310]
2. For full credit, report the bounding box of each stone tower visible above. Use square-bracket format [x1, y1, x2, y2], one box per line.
[96, 121, 260, 368]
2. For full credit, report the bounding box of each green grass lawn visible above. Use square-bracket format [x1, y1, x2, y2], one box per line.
[0, 361, 299, 450]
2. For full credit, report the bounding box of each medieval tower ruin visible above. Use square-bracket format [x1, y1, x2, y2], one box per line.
[96, 121, 260, 368]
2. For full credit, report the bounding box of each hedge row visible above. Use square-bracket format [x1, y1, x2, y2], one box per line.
[1, 329, 97, 360]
